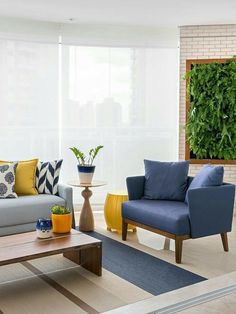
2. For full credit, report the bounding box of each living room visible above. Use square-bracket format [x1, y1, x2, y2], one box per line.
[0, 1, 236, 313]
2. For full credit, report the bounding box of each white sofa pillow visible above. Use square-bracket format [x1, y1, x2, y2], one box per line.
[0, 163, 18, 198]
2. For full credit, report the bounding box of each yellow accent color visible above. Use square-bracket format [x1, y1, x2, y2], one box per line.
[52, 213, 72, 233]
[104, 191, 136, 234]
[0, 159, 38, 195]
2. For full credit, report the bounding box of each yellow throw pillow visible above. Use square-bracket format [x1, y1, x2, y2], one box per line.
[0, 159, 38, 195]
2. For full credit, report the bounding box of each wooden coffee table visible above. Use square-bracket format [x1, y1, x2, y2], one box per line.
[0, 229, 102, 276]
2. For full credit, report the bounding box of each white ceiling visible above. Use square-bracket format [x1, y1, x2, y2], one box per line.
[0, 0, 236, 27]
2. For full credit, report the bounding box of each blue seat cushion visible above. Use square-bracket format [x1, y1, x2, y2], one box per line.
[185, 165, 224, 203]
[122, 200, 190, 235]
[144, 160, 189, 201]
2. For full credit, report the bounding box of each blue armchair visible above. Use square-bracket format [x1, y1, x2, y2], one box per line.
[122, 176, 235, 263]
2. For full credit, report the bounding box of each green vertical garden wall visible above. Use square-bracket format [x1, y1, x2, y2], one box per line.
[185, 58, 236, 160]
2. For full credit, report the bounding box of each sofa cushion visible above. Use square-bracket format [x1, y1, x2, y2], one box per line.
[144, 160, 189, 201]
[0, 194, 65, 227]
[0, 163, 18, 199]
[0, 159, 38, 196]
[185, 165, 224, 203]
[36, 159, 63, 195]
[122, 200, 190, 235]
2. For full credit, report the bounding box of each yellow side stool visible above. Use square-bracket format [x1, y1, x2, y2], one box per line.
[104, 191, 136, 234]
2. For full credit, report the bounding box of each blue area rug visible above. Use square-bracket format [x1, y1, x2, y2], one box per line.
[81, 230, 207, 295]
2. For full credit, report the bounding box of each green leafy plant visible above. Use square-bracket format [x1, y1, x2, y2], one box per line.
[70, 145, 104, 165]
[51, 205, 71, 215]
[184, 58, 236, 160]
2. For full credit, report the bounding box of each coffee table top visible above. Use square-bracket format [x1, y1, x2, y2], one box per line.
[68, 180, 107, 188]
[0, 229, 101, 266]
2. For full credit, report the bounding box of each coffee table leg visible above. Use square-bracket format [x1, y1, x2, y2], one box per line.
[79, 187, 94, 232]
[63, 243, 102, 276]
[80, 243, 102, 276]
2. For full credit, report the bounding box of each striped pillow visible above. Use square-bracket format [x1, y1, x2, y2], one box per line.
[36, 160, 63, 195]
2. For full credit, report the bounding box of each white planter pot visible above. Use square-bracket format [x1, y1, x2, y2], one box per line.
[77, 165, 95, 184]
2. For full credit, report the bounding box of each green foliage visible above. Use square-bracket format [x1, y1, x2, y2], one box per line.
[51, 205, 71, 215]
[70, 145, 104, 165]
[69, 147, 86, 165]
[185, 59, 236, 160]
[88, 145, 104, 165]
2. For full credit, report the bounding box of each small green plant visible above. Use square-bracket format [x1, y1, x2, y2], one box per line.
[51, 205, 71, 215]
[70, 145, 104, 165]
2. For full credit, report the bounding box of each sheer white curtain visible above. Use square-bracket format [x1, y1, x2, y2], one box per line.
[0, 19, 179, 204]
[0, 39, 59, 161]
[60, 46, 179, 203]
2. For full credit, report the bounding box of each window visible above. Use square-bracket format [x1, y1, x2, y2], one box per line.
[61, 46, 178, 203]
[0, 39, 59, 161]
[0, 21, 178, 204]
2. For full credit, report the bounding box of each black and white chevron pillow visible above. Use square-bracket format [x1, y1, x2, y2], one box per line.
[36, 160, 63, 195]
[36, 161, 48, 194]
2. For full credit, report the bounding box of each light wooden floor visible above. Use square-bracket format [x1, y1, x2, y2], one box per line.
[85, 208, 236, 279]
[104, 271, 236, 314]
[0, 255, 152, 314]
[0, 208, 235, 314]
[84, 208, 236, 314]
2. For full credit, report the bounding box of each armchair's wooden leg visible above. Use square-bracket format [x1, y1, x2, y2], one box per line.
[175, 236, 183, 264]
[221, 233, 229, 252]
[164, 237, 170, 250]
[122, 219, 128, 241]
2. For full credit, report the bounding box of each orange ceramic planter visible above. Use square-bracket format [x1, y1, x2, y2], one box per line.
[52, 213, 72, 233]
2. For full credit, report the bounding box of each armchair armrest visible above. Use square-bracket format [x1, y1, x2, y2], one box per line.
[187, 184, 235, 238]
[58, 184, 75, 228]
[126, 176, 145, 200]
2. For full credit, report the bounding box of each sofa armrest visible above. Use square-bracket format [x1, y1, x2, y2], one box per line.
[188, 184, 235, 238]
[126, 176, 145, 200]
[58, 184, 75, 228]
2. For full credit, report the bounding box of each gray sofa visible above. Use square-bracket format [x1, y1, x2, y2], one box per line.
[0, 184, 75, 236]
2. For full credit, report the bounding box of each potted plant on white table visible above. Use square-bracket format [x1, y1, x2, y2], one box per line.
[70, 145, 103, 184]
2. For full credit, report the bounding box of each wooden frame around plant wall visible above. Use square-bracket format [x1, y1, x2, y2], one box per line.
[185, 58, 236, 165]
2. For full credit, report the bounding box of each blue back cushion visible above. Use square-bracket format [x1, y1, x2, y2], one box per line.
[185, 165, 224, 202]
[144, 160, 189, 201]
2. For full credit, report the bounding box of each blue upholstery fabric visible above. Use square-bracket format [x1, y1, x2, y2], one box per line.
[126, 176, 145, 200]
[188, 183, 235, 238]
[125, 174, 235, 239]
[122, 200, 190, 235]
[144, 160, 189, 201]
[186, 165, 224, 203]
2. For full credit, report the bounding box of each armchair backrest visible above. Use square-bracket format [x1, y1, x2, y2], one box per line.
[127, 175, 194, 201]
